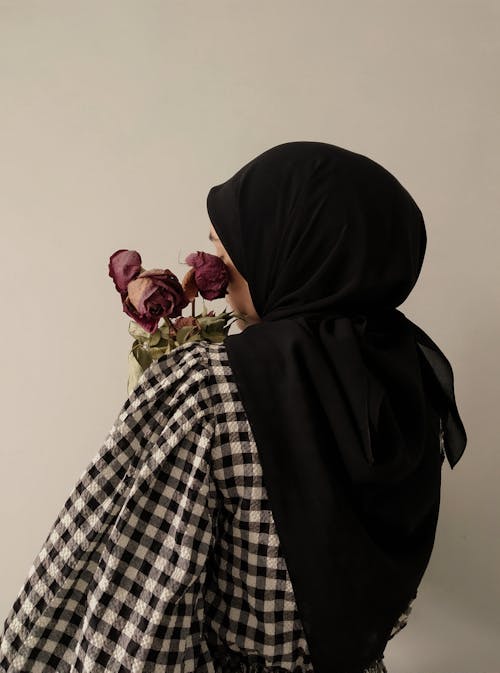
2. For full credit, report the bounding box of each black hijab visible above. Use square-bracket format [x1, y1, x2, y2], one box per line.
[206, 141, 467, 673]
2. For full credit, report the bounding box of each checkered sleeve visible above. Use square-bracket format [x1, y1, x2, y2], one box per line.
[0, 340, 218, 673]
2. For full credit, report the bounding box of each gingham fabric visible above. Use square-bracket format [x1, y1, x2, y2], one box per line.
[0, 339, 413, 673]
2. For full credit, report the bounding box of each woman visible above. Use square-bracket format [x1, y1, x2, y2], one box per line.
[0, 141, 467, 673]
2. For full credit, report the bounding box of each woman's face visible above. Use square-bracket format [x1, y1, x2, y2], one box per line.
[208, 223, 261, 331]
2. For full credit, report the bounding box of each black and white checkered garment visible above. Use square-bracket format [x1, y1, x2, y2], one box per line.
[0, 340, 413, 673]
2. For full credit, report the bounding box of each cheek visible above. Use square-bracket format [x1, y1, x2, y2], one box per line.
[227, 286, 248, 315]
[224, 262, 237, 288]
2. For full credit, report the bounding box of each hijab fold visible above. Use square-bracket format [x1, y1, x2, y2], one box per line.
[206, 141, 467, 673]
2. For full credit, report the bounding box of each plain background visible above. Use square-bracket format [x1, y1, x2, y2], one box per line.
[1, 2, 498, 672]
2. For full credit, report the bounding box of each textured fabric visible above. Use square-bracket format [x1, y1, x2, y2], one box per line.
[0, 340, 413, 673]
[206, 140, 467, 673]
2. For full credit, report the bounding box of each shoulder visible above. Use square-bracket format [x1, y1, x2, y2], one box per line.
[155, 339, 233, 381]
[152, 339, 231, 382]
[153, 340, 243, 416]
[121, 340, 233, 420]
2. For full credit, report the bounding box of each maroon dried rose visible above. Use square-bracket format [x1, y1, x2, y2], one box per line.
[172, 315, 201, 337]
[124, 268, 190, 334]
[183, 251, 229, 301]
[181, 267, 199, 303]
[121, 297, 159, 334]
[108, 249, 143, 295]
[173, 316, 199, 329]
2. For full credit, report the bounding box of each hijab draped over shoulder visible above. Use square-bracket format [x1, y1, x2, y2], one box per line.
[206, 141, 467, 673]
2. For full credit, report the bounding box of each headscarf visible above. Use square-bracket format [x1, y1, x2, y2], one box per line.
[206, 141, 467, 673]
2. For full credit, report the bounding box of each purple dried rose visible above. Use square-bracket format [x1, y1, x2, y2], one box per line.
[109, 249, 190, 334]
[173, 315, 199, 329]
[183, 251, 229, 301]
[171, 311, 217, 337]
[125, 268, 190, 333]
[108, 249, 143, 294]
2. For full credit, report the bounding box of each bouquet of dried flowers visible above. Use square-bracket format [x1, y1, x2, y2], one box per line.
[108, 249, 244, 394]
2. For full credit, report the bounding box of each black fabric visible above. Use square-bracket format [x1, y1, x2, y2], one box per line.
[206, 141, 467, 673]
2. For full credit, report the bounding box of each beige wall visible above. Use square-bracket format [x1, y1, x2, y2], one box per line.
[1, 2, 498, 671]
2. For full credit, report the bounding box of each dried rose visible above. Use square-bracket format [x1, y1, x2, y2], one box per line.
[183, 251, 229, 301]
[108, 249, 143, 295]
[172, 315, 201, 342]
[125, 268, 190, 334]
[121, 296, 160, 335]
[173, 316, 199, 330]
[181, 267, 199, 303]
[172, 313, 214, 329]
